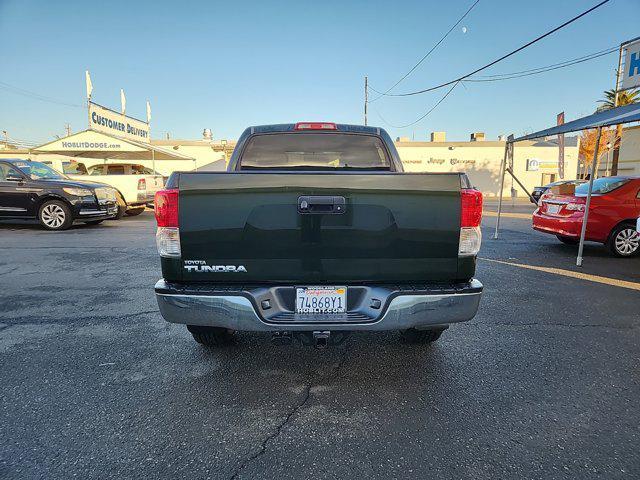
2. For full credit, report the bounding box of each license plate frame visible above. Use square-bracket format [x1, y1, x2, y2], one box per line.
[547, 204, 561, 215]
[296, 286, 347, 314]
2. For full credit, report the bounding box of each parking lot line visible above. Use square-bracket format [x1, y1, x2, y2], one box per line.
[483, 211, 532, 219]
[480, 258, 640, 291]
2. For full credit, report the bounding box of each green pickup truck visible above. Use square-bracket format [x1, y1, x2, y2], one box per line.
[154, 122, 483, 348]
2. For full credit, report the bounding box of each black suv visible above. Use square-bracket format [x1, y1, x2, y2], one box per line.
[0, 159, 118, 230]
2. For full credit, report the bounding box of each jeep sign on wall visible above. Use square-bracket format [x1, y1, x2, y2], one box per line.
[88, 102, 150, 143]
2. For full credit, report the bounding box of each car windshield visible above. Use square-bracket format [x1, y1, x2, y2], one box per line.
[575, 177, 629, 195]
[12, 161, 66, 180]
[239, 133, 391, 169]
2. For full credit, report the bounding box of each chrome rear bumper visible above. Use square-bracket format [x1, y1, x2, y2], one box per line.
[155, 279, 482, 332]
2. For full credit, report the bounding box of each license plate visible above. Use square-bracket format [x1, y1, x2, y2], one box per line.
[296, 286, 347, 314]
[547, 204, 561, 214]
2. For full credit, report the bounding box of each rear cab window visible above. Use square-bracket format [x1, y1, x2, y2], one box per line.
[238, 133, 392, 171]
[107, 165, 126, 175]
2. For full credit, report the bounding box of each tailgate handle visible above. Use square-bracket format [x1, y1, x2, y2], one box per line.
[298, 196, 346, 214]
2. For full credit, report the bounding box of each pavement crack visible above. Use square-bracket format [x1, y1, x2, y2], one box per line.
[0, 266, 20, 275]
[229, 341, 352, 480]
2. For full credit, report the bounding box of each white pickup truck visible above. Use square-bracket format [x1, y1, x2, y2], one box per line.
[41, 160, 164, 217]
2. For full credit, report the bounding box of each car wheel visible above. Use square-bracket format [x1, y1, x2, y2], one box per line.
[186, 325, 235, 347]
[125, 207, 145, 216]
[607, 224, 640, 257]
[114, 205, 126, 220]
[556, 235, 579, 245]
[38, 200, 73, 231]
[84, 220, 104, 225]
[399, 327, 446, 344]
[114, 193, 127, 220]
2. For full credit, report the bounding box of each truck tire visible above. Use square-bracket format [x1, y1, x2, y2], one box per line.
[556, 235, 579, 245]
[400, 327, 445, 344]
[125, 207, 145, 216]
[607, 223, 640, 257]
[186, 325, 235, 347]
[38, 200, 73, 231]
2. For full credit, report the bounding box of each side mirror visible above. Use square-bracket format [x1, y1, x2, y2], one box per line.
[6, 172, 24, 182]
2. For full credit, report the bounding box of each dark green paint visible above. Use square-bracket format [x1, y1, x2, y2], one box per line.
[163, 172, 476, 284]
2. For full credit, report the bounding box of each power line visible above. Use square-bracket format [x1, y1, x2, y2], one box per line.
[374, 46, 615, 130]
[375, 81, 460, 129]
[0, 81, 84, 108]
[465, 46, 617, 81]
[369, 0, 610, 98]
[370, 0, 481, 102]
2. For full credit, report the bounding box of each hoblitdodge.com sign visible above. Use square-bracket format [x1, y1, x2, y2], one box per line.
[89, 102, 150, 143]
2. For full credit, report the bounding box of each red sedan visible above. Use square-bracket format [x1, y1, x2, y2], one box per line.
[532, 176, 640, 257]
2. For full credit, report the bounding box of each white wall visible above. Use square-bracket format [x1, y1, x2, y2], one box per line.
[396, 141, 579, 197]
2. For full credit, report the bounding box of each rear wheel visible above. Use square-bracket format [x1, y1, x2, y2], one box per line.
[400, 327, 446, 344]
[38, 200, 73, 231]
[607, 224, 640, 257]
[125, 207, 145, 216]
[186, 325, 235, 347]
[556, 235, 579, 245]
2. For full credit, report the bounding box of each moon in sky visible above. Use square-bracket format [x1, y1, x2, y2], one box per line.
[462, 26, 468, 34]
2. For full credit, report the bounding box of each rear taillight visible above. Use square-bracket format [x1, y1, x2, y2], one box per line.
[294, 122, 337, 130]
[460, 189, 483, 227]
[459, 189, 483, 257]
[565, 202, 585, 212]
[138, 178, 146, 190]
[154, 189, 180, 257]
[155, 189, 179, 227]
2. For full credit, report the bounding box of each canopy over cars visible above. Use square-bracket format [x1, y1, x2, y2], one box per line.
[496, 102, 640, 265]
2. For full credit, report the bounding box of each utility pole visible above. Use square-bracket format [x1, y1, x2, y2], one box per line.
[610, 44, 624, 176]
[64, 123, 71, 137]
[364, 76, 368, 126]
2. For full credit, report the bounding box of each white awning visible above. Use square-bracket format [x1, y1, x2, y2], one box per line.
[34, 129, 194, 161]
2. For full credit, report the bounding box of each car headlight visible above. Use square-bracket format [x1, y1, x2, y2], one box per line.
[63, 187, 93, 197]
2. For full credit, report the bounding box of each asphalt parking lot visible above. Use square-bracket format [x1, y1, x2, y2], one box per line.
[1, 209, 639, 480]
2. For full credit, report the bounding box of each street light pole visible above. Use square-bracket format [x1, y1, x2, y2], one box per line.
[611, 43, 624, 175]
[364, 76, 368, 126]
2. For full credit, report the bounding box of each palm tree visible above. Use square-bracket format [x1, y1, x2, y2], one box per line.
[596, 88, 639, 175]
[597, 88, 639, 111]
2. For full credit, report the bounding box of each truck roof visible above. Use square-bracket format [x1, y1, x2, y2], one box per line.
[246, 123, 382, 135]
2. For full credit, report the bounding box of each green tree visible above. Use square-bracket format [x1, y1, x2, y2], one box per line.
[596, 88, 638, 175]
[597, 88, 639, 111]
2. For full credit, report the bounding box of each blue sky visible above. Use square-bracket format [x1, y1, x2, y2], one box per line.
[0, 0, 638, 144]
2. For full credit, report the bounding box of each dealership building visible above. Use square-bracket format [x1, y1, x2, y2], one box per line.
[1, 127, 582, 197]
[395, 131, 580, 197]
[7, 121, 640, 198]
